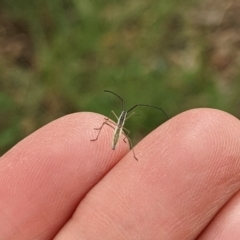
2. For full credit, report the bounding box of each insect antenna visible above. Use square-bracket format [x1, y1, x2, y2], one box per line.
[127, 104, 168, 119]
[104, 90, 124, 111]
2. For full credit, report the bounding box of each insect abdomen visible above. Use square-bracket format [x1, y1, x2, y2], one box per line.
[112, 127, 122, 150]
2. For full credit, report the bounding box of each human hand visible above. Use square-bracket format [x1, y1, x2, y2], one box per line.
[1, 109, 240, 239]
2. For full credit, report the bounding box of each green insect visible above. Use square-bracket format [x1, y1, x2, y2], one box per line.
[91, 90, 168, 160]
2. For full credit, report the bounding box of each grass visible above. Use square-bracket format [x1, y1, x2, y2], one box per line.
[0, 0, 239, 155]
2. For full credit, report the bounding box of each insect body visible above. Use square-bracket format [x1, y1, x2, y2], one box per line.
[112, 111, 127, 149]
[91, 90, 168, 160]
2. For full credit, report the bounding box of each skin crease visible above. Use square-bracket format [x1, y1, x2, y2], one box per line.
[0, 109, 239, 239]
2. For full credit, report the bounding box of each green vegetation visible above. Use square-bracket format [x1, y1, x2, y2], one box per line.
[0, 0, 239, 155]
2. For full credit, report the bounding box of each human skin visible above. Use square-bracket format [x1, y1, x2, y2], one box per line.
[0, 108, 240, 239]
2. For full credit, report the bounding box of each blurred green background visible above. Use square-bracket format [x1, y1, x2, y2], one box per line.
[0, 0, 239, 155]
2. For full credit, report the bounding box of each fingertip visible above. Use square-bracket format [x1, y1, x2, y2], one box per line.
[0, 112, 129, 239]
[136, 108, 240, 164]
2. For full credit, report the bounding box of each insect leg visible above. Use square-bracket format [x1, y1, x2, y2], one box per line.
[122, 129, 138, 161]
[126, 111, 135, 120]
[91, 118, 116, 141]
[122, 127, 130, 143]
[111, 110, 119, 121]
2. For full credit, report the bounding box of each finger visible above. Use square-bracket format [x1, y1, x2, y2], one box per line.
[197, 190, 240, 239]
[0, 112, 129, 239]
[54, 109, 240, 240]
